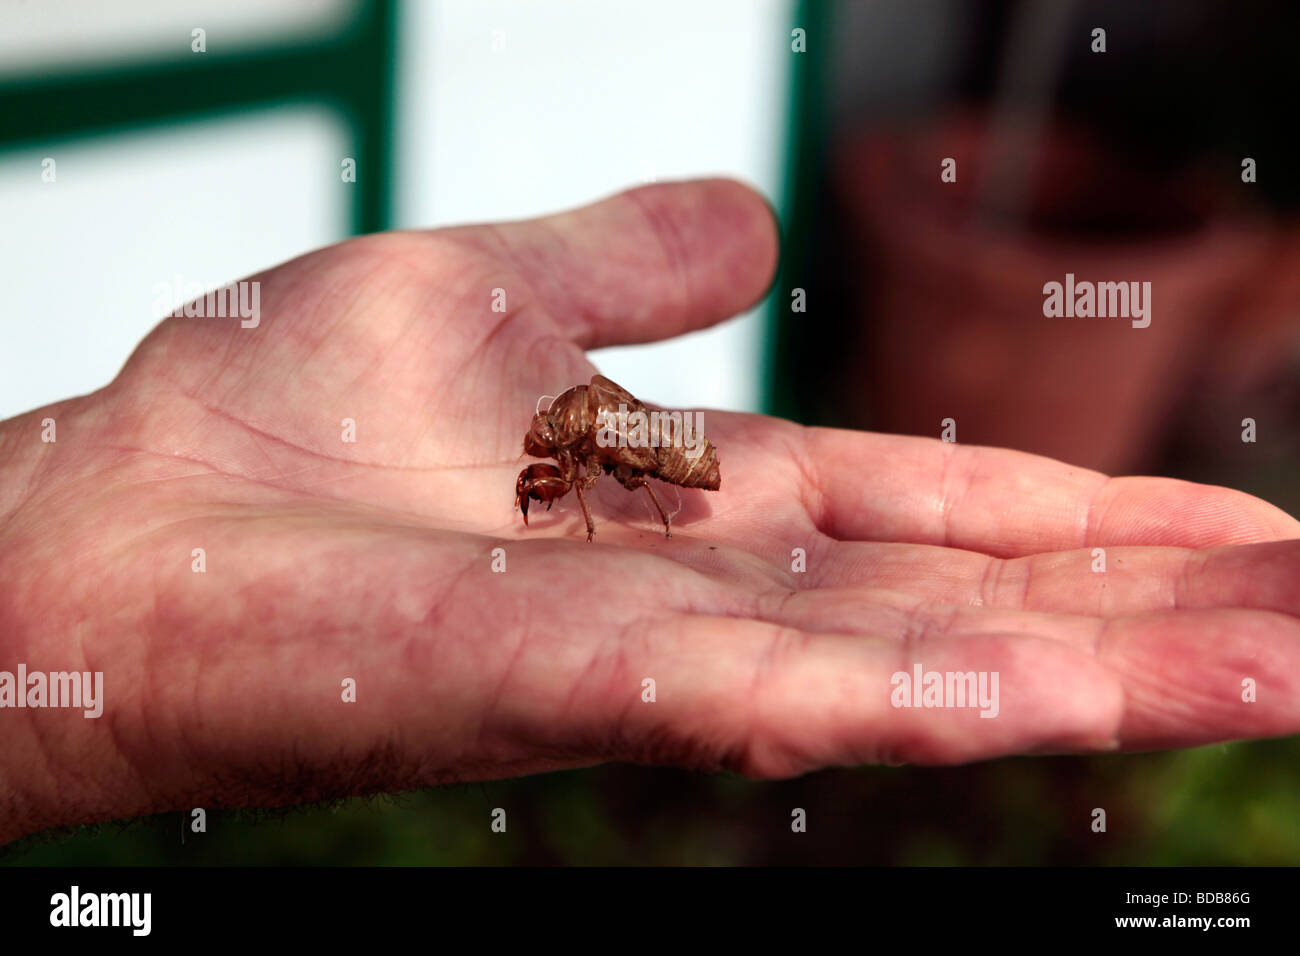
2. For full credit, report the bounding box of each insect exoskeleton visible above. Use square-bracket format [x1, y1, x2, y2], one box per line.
[514, 374, 720, 541]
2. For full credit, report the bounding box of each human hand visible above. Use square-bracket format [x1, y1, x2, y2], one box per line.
[3, 179, 1298, 844]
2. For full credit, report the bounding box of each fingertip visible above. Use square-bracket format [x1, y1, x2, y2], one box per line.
[619, 176, 781, 333]
[1100, 476, 1300, 548]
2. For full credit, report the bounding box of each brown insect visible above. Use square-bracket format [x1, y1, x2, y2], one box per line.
[515, 375, 720, 541]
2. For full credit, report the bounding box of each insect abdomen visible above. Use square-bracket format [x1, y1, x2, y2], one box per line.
[654, 440, 720, 490]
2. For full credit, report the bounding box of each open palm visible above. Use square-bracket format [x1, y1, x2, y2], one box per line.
[4, 179, 1299, 842]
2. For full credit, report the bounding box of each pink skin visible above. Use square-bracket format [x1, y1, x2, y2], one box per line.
[2, 179, 1300, 844]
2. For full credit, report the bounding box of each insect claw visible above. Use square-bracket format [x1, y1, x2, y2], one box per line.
[516, 463, 568, 532]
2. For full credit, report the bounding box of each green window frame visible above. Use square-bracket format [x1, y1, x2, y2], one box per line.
[0, 0, 397, 235]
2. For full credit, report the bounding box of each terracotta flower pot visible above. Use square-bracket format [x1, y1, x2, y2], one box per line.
[833, 111, 1280, 474]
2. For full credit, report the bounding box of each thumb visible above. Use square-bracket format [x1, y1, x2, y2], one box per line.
[444, 178, 780, 349]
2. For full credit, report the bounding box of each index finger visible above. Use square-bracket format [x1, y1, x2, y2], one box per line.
[801, 428, 1300, 556]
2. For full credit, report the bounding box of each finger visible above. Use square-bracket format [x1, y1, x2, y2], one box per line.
[750, 584, 1107, 652]
[554, 613, 1124, 773]
[445, 178, 779, 349]
[800, 428, 1300, 555]
[735, 588, 1300, 754]
[1099, 607, 1300, 750]
[809, 539, 1300, 620]
[725, 592, 1300, 754]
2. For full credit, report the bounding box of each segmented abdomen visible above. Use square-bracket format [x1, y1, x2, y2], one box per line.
[654, 440, 721, 490]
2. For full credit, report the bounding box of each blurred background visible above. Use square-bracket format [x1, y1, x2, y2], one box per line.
[3, 0, 1299, 864]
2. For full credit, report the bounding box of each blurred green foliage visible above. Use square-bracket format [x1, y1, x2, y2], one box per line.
[6, 737, 1298, 865]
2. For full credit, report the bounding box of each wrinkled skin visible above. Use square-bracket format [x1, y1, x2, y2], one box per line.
[2, 179, 1300, 845]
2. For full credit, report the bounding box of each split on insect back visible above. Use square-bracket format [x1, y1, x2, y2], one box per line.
[514, 374, 720, 541]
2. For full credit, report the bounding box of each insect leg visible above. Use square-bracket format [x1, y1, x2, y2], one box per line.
[640, 481, 672, 538]
[574, 480, 596, 542]
[582, 455, 604, 488]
